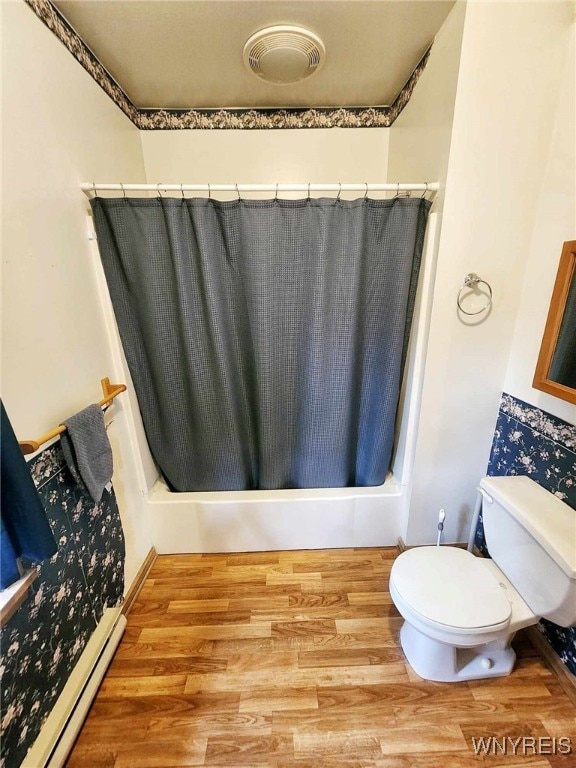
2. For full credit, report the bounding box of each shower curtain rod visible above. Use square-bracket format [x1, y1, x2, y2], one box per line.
[81, 182, 439, 196]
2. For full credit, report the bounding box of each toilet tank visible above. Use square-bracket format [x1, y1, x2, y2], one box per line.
[480, 475, 576, 627]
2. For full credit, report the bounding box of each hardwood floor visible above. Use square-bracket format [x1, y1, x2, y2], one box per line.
[66, 548, 576, 767]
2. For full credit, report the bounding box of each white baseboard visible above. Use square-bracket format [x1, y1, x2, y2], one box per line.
[22, 607, 126, 768]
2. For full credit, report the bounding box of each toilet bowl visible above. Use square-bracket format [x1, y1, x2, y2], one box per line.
[389, 546, 537, 681]
[389, 476, 576, 682]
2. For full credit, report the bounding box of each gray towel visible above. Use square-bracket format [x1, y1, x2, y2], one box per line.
[60, 404, 113, 502]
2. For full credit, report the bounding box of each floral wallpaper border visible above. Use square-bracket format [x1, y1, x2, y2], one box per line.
[499, 392, 576, 452]
[0, 444, 125, 768]
[475, 392, 576, 677]
[24, 0, 431, 130]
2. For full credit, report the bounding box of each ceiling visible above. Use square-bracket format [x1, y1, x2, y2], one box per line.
[50, 0, 456, 111]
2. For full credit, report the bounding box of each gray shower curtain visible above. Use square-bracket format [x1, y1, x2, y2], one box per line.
[91, 196, 431, 492]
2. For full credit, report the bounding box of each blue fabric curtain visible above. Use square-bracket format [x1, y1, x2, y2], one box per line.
[91, 196, 431, 492]
[0, 402, 57, 589]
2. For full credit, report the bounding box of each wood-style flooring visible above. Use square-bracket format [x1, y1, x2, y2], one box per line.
[66, 547, 576, 767]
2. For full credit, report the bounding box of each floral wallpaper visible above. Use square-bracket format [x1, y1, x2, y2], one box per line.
[0, 444, 125, 768]
[475, 392, 576, 677]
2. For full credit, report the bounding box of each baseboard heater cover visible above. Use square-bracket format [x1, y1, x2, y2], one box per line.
[22, 607, 126, 768]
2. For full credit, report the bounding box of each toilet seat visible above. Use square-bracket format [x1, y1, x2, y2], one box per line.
[390, 547, 512, 636]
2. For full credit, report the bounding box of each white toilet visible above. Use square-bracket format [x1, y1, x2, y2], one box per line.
[389, 475, 576, 682]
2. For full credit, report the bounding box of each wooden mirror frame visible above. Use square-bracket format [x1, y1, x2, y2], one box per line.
[533, 240, 576, 404]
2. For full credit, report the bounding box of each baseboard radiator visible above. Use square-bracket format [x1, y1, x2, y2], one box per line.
[22, 607, 126, 768]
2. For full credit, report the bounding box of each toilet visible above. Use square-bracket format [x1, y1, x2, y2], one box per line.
[389, 475, 576, 682]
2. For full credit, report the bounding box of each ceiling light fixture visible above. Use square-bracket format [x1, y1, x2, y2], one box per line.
[243, 25, 326, 84]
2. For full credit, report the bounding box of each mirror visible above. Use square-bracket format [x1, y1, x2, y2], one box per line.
[533, 240, 576, 404]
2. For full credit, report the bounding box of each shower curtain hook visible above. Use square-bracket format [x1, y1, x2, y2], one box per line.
[336, 183, 342, 202]
[180, 183, 185, 200]
[275, 183, 279, 201]
[364, 182, 369, 200]
[396, 182, 400, 198]
[156, 183, 163, 198]
[235, 184, 241, 201]
[207, 183, 211, 200]
[421, 182, 428, 199]
[307, 182, 311, 201]
[92, 182, 98, 198]
[120, 183, 127, 199]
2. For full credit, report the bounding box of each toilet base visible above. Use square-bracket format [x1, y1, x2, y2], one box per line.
[399, 621, 516, 682]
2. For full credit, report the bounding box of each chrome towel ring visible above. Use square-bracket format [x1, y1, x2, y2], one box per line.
[457, 273, 493, 315]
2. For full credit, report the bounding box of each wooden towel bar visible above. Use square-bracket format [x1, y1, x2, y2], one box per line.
[18, 378, 126, 455]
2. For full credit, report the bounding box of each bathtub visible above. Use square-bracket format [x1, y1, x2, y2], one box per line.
[147, 473, 406, 553]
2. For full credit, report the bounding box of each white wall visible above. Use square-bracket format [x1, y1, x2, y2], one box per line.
[140, 128, 389, 191]
[387, 1, 466, 541]
[387, 0, 466, 212]
[504, 21, 576, 425]
[399, 0, 575, 544]
[1, 1, 152, 590]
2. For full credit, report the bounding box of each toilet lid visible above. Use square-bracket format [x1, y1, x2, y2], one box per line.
[391, 547, 511, 632]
